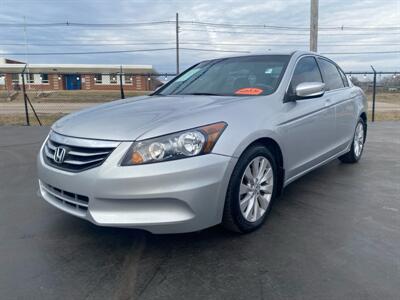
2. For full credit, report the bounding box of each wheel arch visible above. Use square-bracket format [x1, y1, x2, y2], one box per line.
[241, 137, 285, 197]
[360, 111, 367, 123]
[359, 111, 368, 140]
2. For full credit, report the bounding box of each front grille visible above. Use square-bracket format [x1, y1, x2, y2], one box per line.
[40, 181, 89, 215]
[43, 131, 119, 172]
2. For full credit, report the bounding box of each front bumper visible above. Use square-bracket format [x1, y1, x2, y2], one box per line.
[37, 141, 237, 233]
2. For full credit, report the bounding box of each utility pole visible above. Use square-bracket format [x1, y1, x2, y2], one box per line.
[176, 12, 180, 75]
[23, 16, 31, 90]
[310, 0, 319, 52]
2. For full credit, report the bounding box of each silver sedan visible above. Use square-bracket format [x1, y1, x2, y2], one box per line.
[37, 51, 367, 233]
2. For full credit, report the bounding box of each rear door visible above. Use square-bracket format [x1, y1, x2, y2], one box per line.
[317, 58, 356, 151]
[280, 56, 336, 181]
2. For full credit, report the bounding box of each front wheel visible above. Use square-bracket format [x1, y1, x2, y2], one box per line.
[339, 117, 366, 163]
[222, 145, 278, 233]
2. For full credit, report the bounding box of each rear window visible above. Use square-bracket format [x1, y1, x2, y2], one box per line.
[317, 58, 345, 91]
[337, 67, 349, 87]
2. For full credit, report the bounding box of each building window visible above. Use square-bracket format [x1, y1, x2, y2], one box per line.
[40, 74, 49, 84]
[94, 74, 103, 84]
[11, 74, 19, 83]
[124, 74, 132, 84]
[110, 73, 118, 84]
[26, 73, 34, 84]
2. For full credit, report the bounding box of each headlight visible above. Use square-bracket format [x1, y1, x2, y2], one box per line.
[121, 122, 227, 165]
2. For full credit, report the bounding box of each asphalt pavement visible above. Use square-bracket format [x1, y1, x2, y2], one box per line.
[0, 122, 399, 300]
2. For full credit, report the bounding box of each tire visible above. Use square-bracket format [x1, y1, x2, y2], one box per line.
[339, 117, 366, 163]
[222, 144, 278, 233]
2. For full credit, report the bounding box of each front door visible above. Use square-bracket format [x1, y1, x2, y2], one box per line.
[279, 56, 336, 181]
[64, 75, 81, 90]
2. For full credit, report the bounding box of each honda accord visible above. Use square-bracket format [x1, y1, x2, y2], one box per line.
[37, 51, 367, 233]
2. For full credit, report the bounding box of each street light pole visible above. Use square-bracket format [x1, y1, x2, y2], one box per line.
[310, 0, 319, 52]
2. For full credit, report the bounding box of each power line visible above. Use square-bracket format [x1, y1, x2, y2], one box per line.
[1, 37, 399, 46]
[0, 20, 398, 31]
[2, 49, 398, 56]
[1, 42, 400, 47]
[2, 39, 400, 46]
[0, 21, 175, 27]
[1, 42, 176, 46]
[1, 47, 250, 56]
[322, 50, 400, 55]
[0, 38, 177, 43]
[181, 28, 400, 36]
[8, 24, 397, 35]
[180, 21, 400, 31]
[181, 28, 308, 36]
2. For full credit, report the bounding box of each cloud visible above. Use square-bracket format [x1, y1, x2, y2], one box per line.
[0, 0, 398, 72]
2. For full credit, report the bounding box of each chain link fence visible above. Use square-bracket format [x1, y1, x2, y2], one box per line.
[0, 70, 173, 125]
[0, 70, 399, 125]
[345, 71, 400, 122]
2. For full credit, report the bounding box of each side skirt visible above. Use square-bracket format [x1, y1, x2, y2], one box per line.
[283, 146, 350, 188]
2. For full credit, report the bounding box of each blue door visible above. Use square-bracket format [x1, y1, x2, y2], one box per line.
[64, 75, 81, 90]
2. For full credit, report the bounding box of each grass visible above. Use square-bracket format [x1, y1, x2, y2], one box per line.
[0, 113, 65, 126]
[368, 111, 400, 121]
[2, 111, 399, 126]
[1, 90, 398, 105]
[1, 91, 399, 126]
[0, 90, 150, 103]
[365, 92, 400, 105]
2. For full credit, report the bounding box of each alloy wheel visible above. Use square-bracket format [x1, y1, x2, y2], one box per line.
[354, 122, 364, 158]
[239, 156, 274, 222]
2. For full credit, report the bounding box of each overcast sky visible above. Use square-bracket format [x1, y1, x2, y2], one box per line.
[0, 0, 399, 73]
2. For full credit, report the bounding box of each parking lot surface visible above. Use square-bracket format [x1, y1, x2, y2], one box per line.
[0, 122, 399, 300]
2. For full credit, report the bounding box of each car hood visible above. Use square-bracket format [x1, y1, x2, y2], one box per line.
[52, 95, 247, 141]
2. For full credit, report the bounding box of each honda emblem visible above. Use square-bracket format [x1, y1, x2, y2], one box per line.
[53, 147, 66, 164]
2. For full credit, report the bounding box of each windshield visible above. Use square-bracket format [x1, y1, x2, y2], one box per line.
[156, 55, 290, 96]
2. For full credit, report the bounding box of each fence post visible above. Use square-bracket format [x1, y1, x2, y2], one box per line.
[371, 65, 377, 122]
[21, 68, 30, 126]
[119, 65, 125, 99]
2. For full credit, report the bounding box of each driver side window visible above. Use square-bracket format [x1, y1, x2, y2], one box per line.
[289, 56, 322, 95]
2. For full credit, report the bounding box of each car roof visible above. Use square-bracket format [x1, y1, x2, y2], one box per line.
[208, 50, 319, 61]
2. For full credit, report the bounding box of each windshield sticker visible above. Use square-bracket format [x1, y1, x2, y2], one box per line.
[234, 88, 264, 95]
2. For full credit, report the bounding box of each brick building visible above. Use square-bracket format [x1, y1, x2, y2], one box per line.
[0, 57, 160, 92]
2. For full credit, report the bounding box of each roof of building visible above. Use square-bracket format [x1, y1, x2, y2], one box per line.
[0, 57, 154, 74]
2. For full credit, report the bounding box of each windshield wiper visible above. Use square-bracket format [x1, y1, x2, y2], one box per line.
[180, 92, 223, 96]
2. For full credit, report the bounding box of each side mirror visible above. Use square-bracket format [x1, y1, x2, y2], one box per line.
[295, 82, 325, 99]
